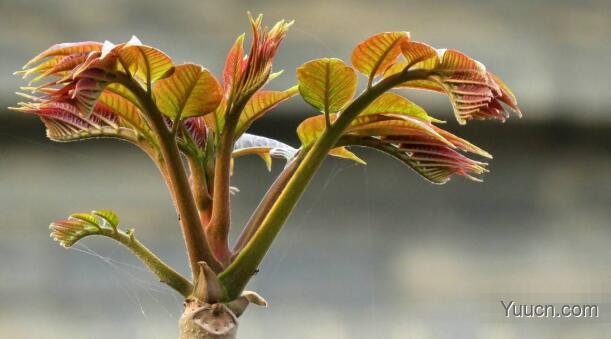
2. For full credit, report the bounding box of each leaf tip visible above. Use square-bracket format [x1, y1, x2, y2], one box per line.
[127, 35, 142, 46]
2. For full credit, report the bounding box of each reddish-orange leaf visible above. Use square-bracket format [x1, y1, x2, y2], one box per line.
[351, 32, 410, 84]
[400, 41, 439, 69]
[23, 41, 103, 69]
[223, 34, 246, 97]
[390, 43, 521, 124]
[487, 72, 521, 116]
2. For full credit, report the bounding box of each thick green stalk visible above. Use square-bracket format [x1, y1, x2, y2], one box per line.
[219, 69, 431, 298]
[116, 73, 222, 274]
[100, 228, 193, 297]
[233, 150, 305, 254]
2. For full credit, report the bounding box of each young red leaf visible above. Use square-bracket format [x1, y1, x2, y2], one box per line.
[223, 34, 246, 99]
[357, 137, 488, 184]
[182, 117, 208, 149]
[387, 43, 521, 124]
[399, 41, 439, 69]
[70, 69, 114, 117]
[222, 14, 292, 111]
[487, 71, 521, 116]
[351, 32, 410, 85]
[13, 100, 133, 142]
[296, 58, 357, 114]
[23, 41, 103, 69]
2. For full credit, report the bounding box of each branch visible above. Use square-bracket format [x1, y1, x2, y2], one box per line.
[115, 73, 222, 274]
[188, 157, 213, 213]
[206, 97, 250, 265]
[219, 69, 431, 298]
[233, 150, 305, 254]
[50, 211, 193, 297]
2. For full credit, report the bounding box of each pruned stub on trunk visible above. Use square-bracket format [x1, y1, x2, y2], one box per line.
[179, 262, 267, 339]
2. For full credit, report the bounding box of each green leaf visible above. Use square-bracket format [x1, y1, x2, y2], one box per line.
[360, 92, 443, 123]
[296, 114, 365, 164]
[349, 118, 452, 146]
[296, 58, 357, 114]
[204, 98, 226, 134]
[105, 82, 142, 109]
[328, 147, 366, 165]
[93, 210, 119, 229]
[70, 213, 102, 228]
[153, 63, 222, 119]
[235, 86, 298, 138]
[97, 90, 155, 141]
[117, 37, 174, 87]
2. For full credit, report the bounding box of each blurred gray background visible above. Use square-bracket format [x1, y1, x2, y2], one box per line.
[1, 0, 610, 338]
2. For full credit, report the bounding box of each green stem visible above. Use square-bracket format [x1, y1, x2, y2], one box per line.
[219, 69, 431, 298]
[115, 73, 222, 275]
[101, 228, 193, 297]
[232, 150, 305, 254]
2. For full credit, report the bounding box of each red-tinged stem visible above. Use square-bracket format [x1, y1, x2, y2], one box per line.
[116, 73, 222, 275]
[187, 157, 213, 228]
[206, 95, 251, 266]
[219, 69, 431, 298]
[188, 157, 213, 212]
[206, 115, 238, 266]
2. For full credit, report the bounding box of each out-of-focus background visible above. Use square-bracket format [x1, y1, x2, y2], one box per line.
[1, 1, 610, 338]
